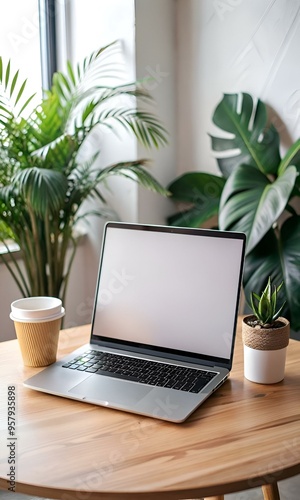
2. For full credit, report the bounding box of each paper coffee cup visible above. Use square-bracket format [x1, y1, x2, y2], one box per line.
[10, 297, 65, 367]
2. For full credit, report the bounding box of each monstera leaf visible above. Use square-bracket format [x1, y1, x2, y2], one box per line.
[214, 93, 300, 332]
[219, 164, 298, 253]
[167, 172, 225, 227]
[210, 93, 281, 178]
[244, 216, 300, 332]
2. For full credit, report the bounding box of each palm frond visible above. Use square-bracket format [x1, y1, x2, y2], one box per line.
[13, 167, 68, 216]
[31, 134, 78, 173]
[74, 106, 168, 150]
[0, 57, 36, 120]
[50, 42, 124, 126]
[111, 109, 168, 148]
[95, 160, 169, 196]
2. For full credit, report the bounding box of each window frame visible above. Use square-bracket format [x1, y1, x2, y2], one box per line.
[38, 0, 58, 90]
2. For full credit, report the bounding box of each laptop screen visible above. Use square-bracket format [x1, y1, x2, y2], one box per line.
[91, 223, 245, 364]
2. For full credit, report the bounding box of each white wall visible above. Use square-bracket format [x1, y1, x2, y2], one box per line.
[135, 0, 178, 224]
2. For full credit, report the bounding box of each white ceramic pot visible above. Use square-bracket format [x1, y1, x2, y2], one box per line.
[243, 344, 287, 384]
[242, 316, 290, 384]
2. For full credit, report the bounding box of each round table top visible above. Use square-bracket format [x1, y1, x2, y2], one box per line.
[0, 317, 299, 499]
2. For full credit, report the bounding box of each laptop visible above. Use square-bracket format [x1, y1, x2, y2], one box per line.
[24, 222, 246, 423]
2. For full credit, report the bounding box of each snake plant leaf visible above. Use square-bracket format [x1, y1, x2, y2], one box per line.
[219, 164, 297, 254]
[257, 277, 272, 323]
[13, 168, 68, 217]
[210, 93, 281, 178]
[243, 216, 300, 332]
[167, 172, 225, 227]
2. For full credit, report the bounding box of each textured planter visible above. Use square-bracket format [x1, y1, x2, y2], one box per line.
[242, 316, 290, 384]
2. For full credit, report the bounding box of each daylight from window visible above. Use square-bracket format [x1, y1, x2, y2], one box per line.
[0, 0, 42, 106]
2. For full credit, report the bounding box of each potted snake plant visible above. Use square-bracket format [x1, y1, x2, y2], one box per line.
[242, 277, 290, 384]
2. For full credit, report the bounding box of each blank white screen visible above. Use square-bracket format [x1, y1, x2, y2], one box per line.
[93, 226, 244, 360]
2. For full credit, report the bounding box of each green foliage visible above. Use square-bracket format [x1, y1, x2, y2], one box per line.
[167, 92, 300, 331]
[167, 172, 225, 227]
[250, 277, 286, 328]
[211, 92, 281, 177]
[0, 43, 168, 302]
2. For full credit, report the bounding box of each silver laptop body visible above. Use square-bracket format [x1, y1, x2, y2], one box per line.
[24, 222, 245, 423]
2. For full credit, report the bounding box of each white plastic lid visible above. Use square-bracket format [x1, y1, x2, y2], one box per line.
[10, 296, 65, 323]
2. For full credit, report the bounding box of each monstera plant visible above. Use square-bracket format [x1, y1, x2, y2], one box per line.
[168, 93, 300, 332]
[0, 43, 168, 304]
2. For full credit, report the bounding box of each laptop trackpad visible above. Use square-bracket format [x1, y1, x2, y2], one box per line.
[68, 375, 152, 406]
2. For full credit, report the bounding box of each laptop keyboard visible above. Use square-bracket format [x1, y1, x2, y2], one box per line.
[62, 350, 217, 393]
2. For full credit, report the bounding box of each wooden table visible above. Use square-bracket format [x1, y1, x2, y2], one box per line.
[0, 317, 299, 500]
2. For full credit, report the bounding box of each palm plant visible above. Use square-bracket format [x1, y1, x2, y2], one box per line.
[167, 93, 300, 332]
[0, 43, 168, 304]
